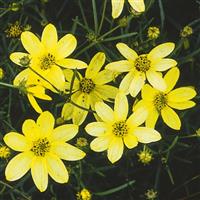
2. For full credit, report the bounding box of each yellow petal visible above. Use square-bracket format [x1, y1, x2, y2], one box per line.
[5, 152, 33, 181]
[90, 134, 112, 152]
[56, 34, 77, 59]
[95, 102, 115, 122]
[119, 72, 134, 95]
[146, 70, 166, 91]
[46, 154, 68, 183]
[56, 58, 87, 69]
[127, 107, 148, 127]
[141, 84, 157, 101]
[21, 31, 44, 55]
[52, 143, 85, 161]
[31, 157, 48, 192]
[85, 122, 108, 137]
[27, 94, 43, 113]
[123, 134, 138, 149]
[4, 132, 30, 151]
[28, 86, 52, 100]
[95, 85, 118, 100]
[168, 87, 196, 102]
[152, 59, 177, 71]
[10, 52, 30, 67]
[145, 108, 159, 128]
[148, 42, 175, 60]
[22, 119, 40, 139]
[164, 67, 180, 93]
[85, 52, 105, 78]
[116, 43, 138, 61]
[168, 101, 196, 110]
[128, 0, 145, 12]
[114, 92, 128, 121]
[52, 124, 78, 141]
[37, 111, 55, 135]
[134, 127, 161, 143]
[41, 24, 57, 52]
[129, 72, 145, 97]
[105, 60, 132, 72]
[61, 102, 74, 120]
[108, 137, 124, 163]
[161, 106, 181, 130]
[111, 0, 124, 18]
[93, 69, 116, 85]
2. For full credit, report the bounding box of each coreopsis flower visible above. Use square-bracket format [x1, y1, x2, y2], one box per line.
[85, 92, 161, 163]
[147, 26, 160, 40]
[145, 189, 158, 200]
[137, 147, 153, 165]
[4, 111, 86, 192]
[133, 67, 196, 130]
[106, 42, 177, 97]
[62, 52, 118, 125]
[0, 145, 11, 159]
[10, 23, 87, 92]
[76, 188, 92, 200]
[5, 21, 23, 38]
[111, 0, 145, 19]
[14, 69, 52, 113]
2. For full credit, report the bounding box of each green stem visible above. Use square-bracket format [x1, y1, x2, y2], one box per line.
[0, 82, 17, 89]
[92, 0, 98, 33]
[98, 0, 107, 34]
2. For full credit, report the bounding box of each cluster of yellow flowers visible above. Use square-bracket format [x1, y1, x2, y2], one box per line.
[2, 0, 196, 194]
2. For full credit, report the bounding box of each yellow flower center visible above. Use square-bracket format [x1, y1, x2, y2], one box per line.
[31, 138, 51, 157]
[153, 92, 168, 112]
[40, 53, 55, 70]
[134, 55, 151, 72]
[112, 121, 128, 137]
[79, 78, 95, 94]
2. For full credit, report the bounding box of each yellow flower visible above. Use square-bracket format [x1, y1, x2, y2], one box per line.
[5, 21, 23, 38]
[85, 92, 161, 163]
[180, 26, 193, 38]
[137, 147, 153, 165]
[0, 145, 11, 159]
[4, 111, 85, 192]
[133, 67, 196, 130]
[10, 23, 87, 92]
[0, 68, 4, 80]
[145, 189, 158, 200]
[14, 69, 52, 113]
[147, 26, 160, 40]
[76, 188, 92, 200]
[106, 42, 177, 97]
[111, 0, 145, 19]
[62, 52, 118, 125]
[76, 137, 88, 148]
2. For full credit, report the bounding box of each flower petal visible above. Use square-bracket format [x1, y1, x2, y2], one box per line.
[21, 31, 44, 55]
[148, 42, 175, 60]
[46, 154, 68, 183]
[114, 92, 128, 121]
[61, 102, 74, 121]
[119, 72, 134, 95]
[146, 70, 166, 91]
[27, 94, 43, 114]
[141, 84, 157, 101]
[37, 111, 55, 135]
[41, 24, 57, 52]
[85, 122, 109, 137]
[161, 106, 181, 130]
[108, 137, 124, 163]
[93, 69, 116, 85]
[168, 87, 196, 102]
[129, 72, 145, 97]
[52, 143, 85, 161]
[4, 132, 30, 151]
[128, 0, 145, 12]
[95, 85, 118, 100]
[124, 134, 138, 149]
[152, 58, 177, 71]
[145, 108, 159, 128]
[52, 124, 78, 142]
[56, 34, 77, 59]
[10, 52, 31, 67]
[111, 0, 124, 18]
[105, 60, 132, 72]
[56, 58, 87, 69]
[31, 157, 48, 192]
[5, 152, 33, 181]
[168, 101, 196, 110]
[134, 127, 161, 143]
[116, 43, 138, 61]
[95, 102, 115, 122]
[86, 52, 105, 78]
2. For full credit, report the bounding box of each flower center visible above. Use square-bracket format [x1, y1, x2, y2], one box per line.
[112, 121, 128, 137]
[40, 53, 55, 70]
[134, 55, 151, 72]
[153, 92, 168, 112]
[31, 138, 51, 157]
[79, 78, 95, 94]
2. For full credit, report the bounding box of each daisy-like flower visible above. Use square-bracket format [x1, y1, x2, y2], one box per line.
[4, 111, 86, 192]
[10, 23, 87, 92]
[111, 0, 145, 19]
[85, 92, 161, 163]
[62, 52, 118, 125]
[14, 69, 52, 113]
[133, 67, 196, 130]
[106, 42, 177, 97]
